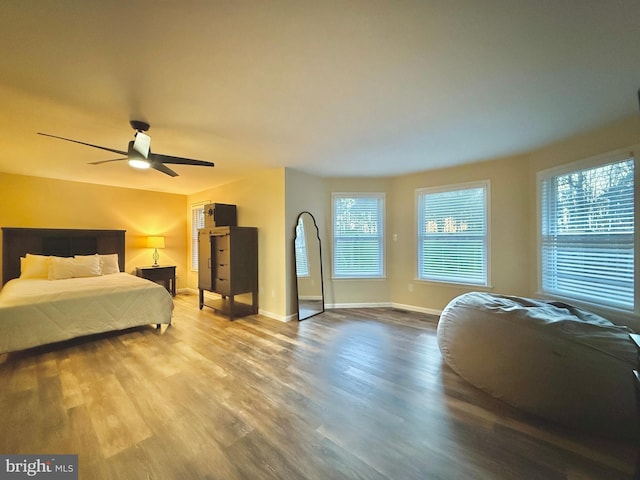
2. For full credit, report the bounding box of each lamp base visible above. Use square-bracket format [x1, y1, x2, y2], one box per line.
[152, 248, 160, 267]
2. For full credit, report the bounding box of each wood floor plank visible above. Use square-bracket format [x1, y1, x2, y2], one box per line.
[58, 357, 84, 410]
[81, 373, 153, 458]
[0, 293, 635, 479]
[5, 357, 37, 393]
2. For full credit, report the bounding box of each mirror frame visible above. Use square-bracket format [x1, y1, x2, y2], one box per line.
[294, 211, 325, 320]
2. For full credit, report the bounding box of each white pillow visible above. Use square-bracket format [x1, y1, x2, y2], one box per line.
[20, 254, 51, 279]
[74, 253, 120, 275]
[49, 256, 102, 280]
[72, 254, 103, 276]
[98, 253, 120, 275]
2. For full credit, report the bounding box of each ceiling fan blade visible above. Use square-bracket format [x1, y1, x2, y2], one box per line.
[88, 157, 128, 165]
[151, 162, 179, 177]
[37, 132, 128, 156]
[149, 152, 215, 167]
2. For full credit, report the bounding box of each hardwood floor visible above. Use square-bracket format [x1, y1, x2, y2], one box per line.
[0, 292, 636, 479]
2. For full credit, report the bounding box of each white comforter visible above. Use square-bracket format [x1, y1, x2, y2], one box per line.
[0, 273, 174, 354]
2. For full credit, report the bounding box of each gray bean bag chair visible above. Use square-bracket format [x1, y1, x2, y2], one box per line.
[437, 292, 638, 439]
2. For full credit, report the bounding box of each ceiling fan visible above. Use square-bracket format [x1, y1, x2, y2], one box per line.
[37, 120, 215, 177]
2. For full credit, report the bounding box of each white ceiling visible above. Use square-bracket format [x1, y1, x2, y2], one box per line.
[0, 1, 638, 195]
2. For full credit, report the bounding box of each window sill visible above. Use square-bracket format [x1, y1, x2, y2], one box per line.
[331, 276, 387, 281]
[414, 278, 492, 289]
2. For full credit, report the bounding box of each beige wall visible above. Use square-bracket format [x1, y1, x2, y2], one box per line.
[321, 177, 394, 307]
[0, 172, 187, 284]
[286, 168, 530, 313]
[389, 155, 531, 313]
[188, 168, 287, 320]
[308, 116, 640, 316]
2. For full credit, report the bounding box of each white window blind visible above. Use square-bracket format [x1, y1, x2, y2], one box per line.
[191, 204, 205, 270]
[539, 157, 635, 311]
[333, 193, 384, 278]
[295, 219, 309, 277]
[417, 182, 488, 285]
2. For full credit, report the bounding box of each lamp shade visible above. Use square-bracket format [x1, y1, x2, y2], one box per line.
[147, 236, 165, 249]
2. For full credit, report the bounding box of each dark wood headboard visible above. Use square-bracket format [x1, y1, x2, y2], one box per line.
[2, 227, 126, 285]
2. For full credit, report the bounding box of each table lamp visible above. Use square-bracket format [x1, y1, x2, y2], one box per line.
[147, 236, 165, 267]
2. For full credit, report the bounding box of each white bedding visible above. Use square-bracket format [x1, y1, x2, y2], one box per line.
[0, 273, 174, 354]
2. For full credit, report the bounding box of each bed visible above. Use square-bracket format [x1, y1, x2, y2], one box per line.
[0, 227, 174, 354]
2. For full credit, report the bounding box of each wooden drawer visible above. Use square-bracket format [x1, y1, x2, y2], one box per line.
[214, 235, 230, 262]
[140, 267, 171, 282]
[215, 263, 230, 280]
[214, 277, 230, 295]
[136, 266, 176, 296]
[213, 234, 230, 249]
[215, 248, 230, 264]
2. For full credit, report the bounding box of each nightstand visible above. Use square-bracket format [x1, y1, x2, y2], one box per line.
[136, 265, 176, 296]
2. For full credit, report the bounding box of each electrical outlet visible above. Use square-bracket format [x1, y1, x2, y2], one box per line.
[408, 283, 414, 292]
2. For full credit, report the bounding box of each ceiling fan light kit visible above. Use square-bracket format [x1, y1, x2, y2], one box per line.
[128, 130, 151, 169]
[37, 120, 215, 177]
[128, 158, 151, 169]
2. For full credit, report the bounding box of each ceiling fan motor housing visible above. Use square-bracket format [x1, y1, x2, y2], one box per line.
[130, 120, 150, 132]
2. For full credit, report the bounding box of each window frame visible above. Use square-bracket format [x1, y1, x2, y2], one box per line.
[331, 192, 386, 279]
[415, 180, 491, 287]
[536, 147, 638, 318]
[190, 203, 206, 271]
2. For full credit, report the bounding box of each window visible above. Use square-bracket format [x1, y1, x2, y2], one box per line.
[295, 219, 309, 277]
[539, 153, 635, 312]
[332, 193, 385, 278]
[417, 181, 489, 285]
[191, 204, 205, 270]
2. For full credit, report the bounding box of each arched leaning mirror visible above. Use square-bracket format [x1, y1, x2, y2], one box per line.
[294, 211, 324, 320]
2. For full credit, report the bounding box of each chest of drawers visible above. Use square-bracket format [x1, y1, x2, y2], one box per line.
[198, 226, 258, 319]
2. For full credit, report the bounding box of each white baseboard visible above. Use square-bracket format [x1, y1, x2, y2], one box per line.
[177, 289, 441, 320]
[177, 287, 197, 295]
[390, 302, 442, 316]
[323, 301, 441, 316]
[179, 289, 290, 321]
[325, 302, 393, 309]
[258, 309, 294, 323]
